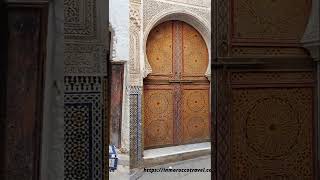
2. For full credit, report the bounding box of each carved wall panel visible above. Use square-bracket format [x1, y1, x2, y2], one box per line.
[129, 0, 142, 86]
[64, 0, 97, 41]
[232, 0, 311, 44]
[129, 32, 139, 74]
[64, 43, 105, 75]
[3, 4, 48, 180]
[64, 0, 107, 76]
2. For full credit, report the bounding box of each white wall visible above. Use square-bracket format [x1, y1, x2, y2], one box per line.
[110, 0, 129, 61]
[110, 0, 130, 153]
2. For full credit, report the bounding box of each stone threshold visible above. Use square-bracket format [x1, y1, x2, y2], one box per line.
[142, 142, 211, 167]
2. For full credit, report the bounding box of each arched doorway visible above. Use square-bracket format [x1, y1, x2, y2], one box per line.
[143, 20, 210, 149]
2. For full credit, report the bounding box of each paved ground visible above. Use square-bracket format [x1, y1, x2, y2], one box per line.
[110, 155, 211, 180]
[109, 165, 130, 180]
[136, 155, 211, 180]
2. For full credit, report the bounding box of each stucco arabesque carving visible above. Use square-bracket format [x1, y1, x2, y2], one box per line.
[129, 2, 143, 86]
[108, 22, 117, 61]
[130, 6, 141, 28]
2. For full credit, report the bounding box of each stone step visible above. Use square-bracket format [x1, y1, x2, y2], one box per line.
[143, 142, 211, 167]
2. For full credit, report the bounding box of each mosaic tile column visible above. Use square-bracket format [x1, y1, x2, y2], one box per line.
[129, 86, 143, 168]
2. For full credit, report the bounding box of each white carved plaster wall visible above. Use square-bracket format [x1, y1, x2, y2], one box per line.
[129, 0, 143, 86]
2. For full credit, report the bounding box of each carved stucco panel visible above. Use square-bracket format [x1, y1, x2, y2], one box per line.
[143, 0, 210, 32]
[64, 43, 106, 75]
[154, 0, 210, 8]
[129, 1, 143, 86]
[64, 0, 107, 76]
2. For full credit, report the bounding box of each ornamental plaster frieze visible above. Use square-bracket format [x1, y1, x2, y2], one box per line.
[143, 0, 210, 32]
[154, 0, 210, 9]
[130, 5, 142, 28]
[129, 1, 143, 86]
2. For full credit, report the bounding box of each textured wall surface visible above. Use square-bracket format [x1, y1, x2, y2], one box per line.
[40, 0, 64, 180]
[63, 0, 108, 179]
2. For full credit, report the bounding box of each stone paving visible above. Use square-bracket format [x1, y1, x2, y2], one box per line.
[110, 165, 130, 180]
[110, 155, 211, 180]
[136, 155, 211, 180]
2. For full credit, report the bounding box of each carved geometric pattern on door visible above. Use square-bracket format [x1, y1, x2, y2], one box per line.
[232, 87, 314, 179]
[144, 86, 174, 148]
[232, 0, 311, 43]
[182, 85, 210, 144]
[144, 20, 210, 149]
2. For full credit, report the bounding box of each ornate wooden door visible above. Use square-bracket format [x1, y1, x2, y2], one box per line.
[2, 2, 48, 180]
[144, 21, 210, 149]
[213, 0, 316, 178]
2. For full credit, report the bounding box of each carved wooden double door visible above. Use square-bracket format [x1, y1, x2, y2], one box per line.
[144, 21, 210, 149]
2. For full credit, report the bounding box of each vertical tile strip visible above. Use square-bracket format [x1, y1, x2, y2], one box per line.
[129, 86, 143, 168]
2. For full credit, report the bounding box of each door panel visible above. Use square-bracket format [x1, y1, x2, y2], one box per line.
[146, 21, 173, 77]
[182, 23, 208, 78]
[110, 62, 124, 148]
[3, 3, 48, 180]
[182, 85, 210, 144]
[215, 67, 316, 179]
[144, 85, 174, 148]
[231, 86, 314, 179]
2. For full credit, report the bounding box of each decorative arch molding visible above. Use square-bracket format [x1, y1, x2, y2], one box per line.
[142, 9, 211, 80]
